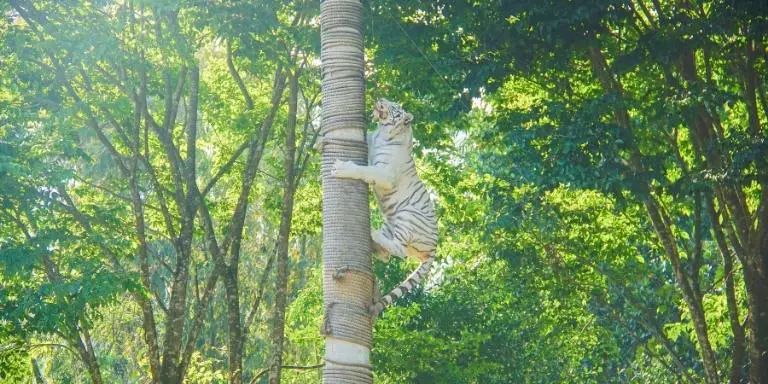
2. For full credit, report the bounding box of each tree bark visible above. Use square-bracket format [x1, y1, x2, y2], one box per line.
[747, 183, 768, 382]
[158, 64, 200, 384]
[224, 264, 243, 384]
[745, 40, 768, 384]
[739, 39, 762, 136]
[129, 88, 161, 384]
[79, 343, 103, 384]
[222, 64, 286, 384]
[674, 44, 768, 383]
[31, 358, 45, 384]
[743, 258, 768, 383]
[269, 71, 300, 384]
[705, 196, 746, 384]
[644, 198, 720, 384]
[319, 1, 374, 383]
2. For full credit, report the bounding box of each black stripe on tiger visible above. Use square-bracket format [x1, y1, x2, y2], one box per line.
[370, 255, 435, 316]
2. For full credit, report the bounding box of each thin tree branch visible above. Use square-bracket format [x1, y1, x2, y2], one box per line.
[243, 250, 276, 337]
[201, 140, 249, 197]
[227, 39, 254, 109]
[1, 343, 80, 360]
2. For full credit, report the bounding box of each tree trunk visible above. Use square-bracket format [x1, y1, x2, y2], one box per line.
[222, 64, 287, 384]
[159, 64, 201, 384]
[319, 1, 374, 383]
[225, 265, 243, 384]
[587, 42, 720, 384]
[645, 198, 720, 384]
[745, 41, 768, 383]
[746, 220, 768, 383]
[69, 326, 104, 384]
[129, 94, 161, 384]
[31, 358, 45, 384]
[676, 45, 768, 383]
[706, 196, 746, 384]
[81, 349, 103, 384]
[269, 71, 300, 383]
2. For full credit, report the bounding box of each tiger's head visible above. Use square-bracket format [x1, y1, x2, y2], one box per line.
[372, 98, 413, 140]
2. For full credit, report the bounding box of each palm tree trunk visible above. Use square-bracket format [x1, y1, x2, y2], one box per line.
[319, 1, 374, 383]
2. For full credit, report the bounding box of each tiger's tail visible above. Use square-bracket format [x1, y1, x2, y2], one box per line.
[370, 255, 434, 317]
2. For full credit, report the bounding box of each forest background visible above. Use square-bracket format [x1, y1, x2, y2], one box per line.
[1, 0, 767, 383]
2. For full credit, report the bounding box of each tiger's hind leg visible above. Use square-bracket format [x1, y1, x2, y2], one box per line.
[372, 234, 390, 263]
[371, 228, 392, 263]
[405, 238, 437, 263]
[372, 226, 407, 262]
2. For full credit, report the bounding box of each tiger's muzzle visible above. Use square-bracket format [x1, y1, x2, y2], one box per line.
[372, 99, 388, 121]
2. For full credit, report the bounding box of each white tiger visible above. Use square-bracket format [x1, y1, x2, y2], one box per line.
[331, 99, 438, 316]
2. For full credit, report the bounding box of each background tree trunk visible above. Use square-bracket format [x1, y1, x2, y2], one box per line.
[587, 42, 721, 384]
[31, 358, 46, 384]
[319, 0, 374, 383]
[269, 71, 300, 384]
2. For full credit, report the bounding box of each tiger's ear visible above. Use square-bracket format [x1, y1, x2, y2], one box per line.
[404, 113, 413, 125]
[389, 115, 412, 139]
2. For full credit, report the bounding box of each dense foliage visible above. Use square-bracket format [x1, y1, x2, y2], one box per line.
[1, 0, 766, 383]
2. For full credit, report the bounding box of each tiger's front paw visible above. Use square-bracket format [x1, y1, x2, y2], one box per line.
[331, 159, 356, 178]
[373, 247, 391, 263]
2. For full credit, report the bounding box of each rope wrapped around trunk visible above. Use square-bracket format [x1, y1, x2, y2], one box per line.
[320, 139, 374, 349]
[320, 1, 373, 382]
[320, 1, 365, 137]
[323, 363, 374, 383]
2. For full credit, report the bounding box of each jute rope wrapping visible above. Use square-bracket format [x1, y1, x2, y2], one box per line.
[321, 141, 374, 348]
[323, 366, 373, 383]
[320, 1, 374, 383]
